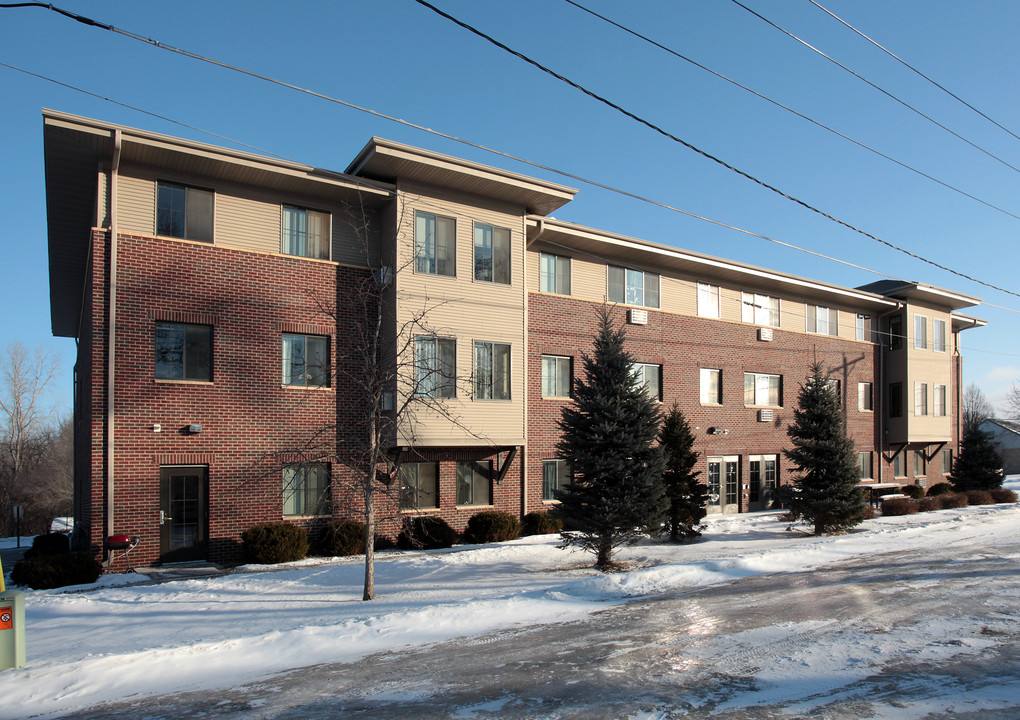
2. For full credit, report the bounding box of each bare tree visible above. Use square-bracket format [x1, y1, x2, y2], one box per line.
[962, 383, 994, 434]
[1006, 381, 1020, 421]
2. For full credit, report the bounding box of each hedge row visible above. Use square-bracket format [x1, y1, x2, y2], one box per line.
[882, 488, 1016, 516]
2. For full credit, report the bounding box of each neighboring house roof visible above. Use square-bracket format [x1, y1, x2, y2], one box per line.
[982, 418, 1020, 437]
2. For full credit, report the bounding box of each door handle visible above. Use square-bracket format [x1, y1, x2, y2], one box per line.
[160, 510, 172, 525]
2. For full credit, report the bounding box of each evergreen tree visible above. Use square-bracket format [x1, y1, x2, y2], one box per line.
[951, 426, 1003, 491]
[552, 307, 668, 569]
[659, 402, 707, 541]
[783, 362, 866, 535]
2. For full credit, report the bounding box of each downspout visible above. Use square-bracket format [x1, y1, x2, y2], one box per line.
[105, 129, 122, 548]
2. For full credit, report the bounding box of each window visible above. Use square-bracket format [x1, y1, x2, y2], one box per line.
[474, 342, 510, 400]
[700, 368, 722, 405]
[806, 305, 838, 336]
[914, 315, 928, 350]
[914, 451, 927, 477]
[697, 283, 721, 319]
[892, 452, 906, 478]
[282, 464, 330, 516]
[542, 355, 571, 398]
[941, 448, 953, 475]
[540, 253, 571, 295]
[542, 459, 569, 501]
[157, 181, 213, 243]
[744, 372, 781, 407]
[399, 462, 439, 510]
[888, 314, 904, 350]
[858, 451, 873, 480]
[632, 363, 662, 402]
[741, 293, 780, 327]
[933, 318, 947, 353]
[155, 322, 212, 381]
[856, 314, 873, 342]
[282, 333, 330, 387]
[914, 382, 928, 416]
[858, 382, 873, 411]
[934, 384, 947, 417]
[282, 206, 329, 260]
[889, 382, 903, 418]
[415, 211, 456, 276]
[457, 460, 491, 506]
[415, 336, 456, 399]
[608, 266, 659, 308]
[474, 223, 510, 284]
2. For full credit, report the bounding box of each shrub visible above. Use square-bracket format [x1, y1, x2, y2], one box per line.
[881, 498, 919, 516]
[463, 511, 521, 544]
[521, 511, 563, 536]
[241, 522, 308, 564]
[317, 520, 366, 557]
[926, 482, 955, 497]
[397, 516, 458, 550]
[918, 496, 945, 512]
[373, 534, 397, 551]
[965, 490, 995, 506]
[900, 484, 925, 499]
[24, 532, 71, 559]
[10, 552, 102, 590]
[990, 488, 1018, 504]
[942, 493, 969, 509]
[861, 505, 878, 520]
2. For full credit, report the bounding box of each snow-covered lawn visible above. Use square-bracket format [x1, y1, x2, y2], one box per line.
[2, 477, 1018, 719]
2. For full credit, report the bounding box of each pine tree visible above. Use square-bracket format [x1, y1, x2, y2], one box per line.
[552, 307, 668, 569]
[659, 402, 707, 541]
[783, 362, 866, 535]
[951, 426, 1003, 491]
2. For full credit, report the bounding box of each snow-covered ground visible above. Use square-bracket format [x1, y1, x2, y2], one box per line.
[2, 477, 1019, 720]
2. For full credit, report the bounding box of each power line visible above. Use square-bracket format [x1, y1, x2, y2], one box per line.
[4, 2, 1019, 312]
[560, 0, 1020, 223]
[729, 0, 1020, 175]
[807, 0, 1020, 145]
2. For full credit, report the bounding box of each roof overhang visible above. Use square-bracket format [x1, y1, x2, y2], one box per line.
[856, 279, 981, 311]
[346, 137, 577, 216]
[950, 313, 987, 333]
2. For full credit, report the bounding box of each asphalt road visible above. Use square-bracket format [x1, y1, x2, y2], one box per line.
[66, 540, 1020, 720]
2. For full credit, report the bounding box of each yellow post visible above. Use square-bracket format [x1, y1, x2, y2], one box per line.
[0, 555, 5, 593]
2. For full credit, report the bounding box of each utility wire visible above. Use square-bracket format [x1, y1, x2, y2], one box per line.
[808, 0, 1020, 145]
[730, 0, 1020, 175]
[561, 0, 1020, 223]
[5, 2, 1019, 310]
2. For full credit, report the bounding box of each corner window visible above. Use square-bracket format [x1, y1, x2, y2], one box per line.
[282, 464, 330, 516]
[889, 382, 903, 417]
[934, 384, 947, 417]
[741, 293, 779, 327]
[806, 305, 838, 336]
[700, 368, 722, 405]
[632, 363, 662, 402]
[697, 283, 721, 319]
[474, 341, 511, 400]
[415, 336, 457, 399]
[541, 355, 571, 399]
[157, 181, 213, 243]
[914, 315, 928, 350]
[941, 448, 953, 475]
[155, 322, 212, 381]
[414, 211, 456, 276]
[858, 382, 873, 411]
[856, 314, 873, 342]
[858, 451, 873, 480]
[888, 314, 904, 350]
[473, 223, 510, 284]
[914, 382, 928, 416]
[540, 253, 571, 295]
[282, 205, 330, 260]
[456, 460, 492, 506]
[282, 333, 330, 387]
[399, 462, 439, 510]
[542, 459, 569, 501]
[609, 266, 659, 308]
[933, 318, 947, 353]
[744, 372, 781, 407]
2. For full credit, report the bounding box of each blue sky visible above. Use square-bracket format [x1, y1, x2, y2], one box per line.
[2, 0, 1018, 415]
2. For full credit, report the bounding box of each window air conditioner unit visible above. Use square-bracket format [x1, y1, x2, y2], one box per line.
[381, 391, 395, 412]
[629, 308, 648, 325]
[758, 408, 774, 422]
[758, 328, 774, 342]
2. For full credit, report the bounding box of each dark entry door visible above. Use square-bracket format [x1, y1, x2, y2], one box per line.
[159, 466, 208, 563]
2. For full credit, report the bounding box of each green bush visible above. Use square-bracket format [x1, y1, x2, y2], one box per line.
[942, 492, 969, 509]
[241, 522, 308, 564]
[463, 511, 521, 544]
[965, 490, 995, 506]
[317, 520, 366, 557]
[24, 532, 71, 559]
[10, 552, 102, 590]
[900, 484, 925, 499]
[989, 488, 1018, 504]
[521, 511, 563, 536]
[881, 498, 919, 516]
[918, 496, 945, 512]
[397, 516, 458, 550]
[926, 482, 955, 497]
